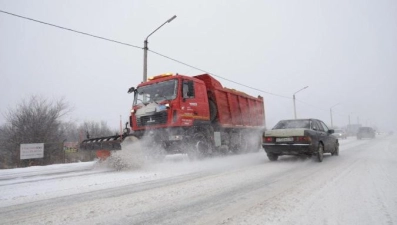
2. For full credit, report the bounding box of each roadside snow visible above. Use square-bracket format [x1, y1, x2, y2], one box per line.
[0, 135, 396, 225]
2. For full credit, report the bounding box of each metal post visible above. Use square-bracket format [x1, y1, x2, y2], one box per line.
[293, 94, 297, 119]
[330, 103, 340, 128]
[62, 139, 67, 164]
[63, 142, 65, 164]
[143, 40, 148, 82]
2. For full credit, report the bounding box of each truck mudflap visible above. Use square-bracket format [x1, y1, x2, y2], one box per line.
[80, 134, 135, 151]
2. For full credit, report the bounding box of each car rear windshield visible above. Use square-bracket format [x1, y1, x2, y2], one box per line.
[273, 120, 310, 129]
[359, 127, 373, 132]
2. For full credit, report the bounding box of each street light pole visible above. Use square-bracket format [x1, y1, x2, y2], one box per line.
[293, 86, 309, 119]
[330, 103, 340, 128]
[143, 15, 177, 82]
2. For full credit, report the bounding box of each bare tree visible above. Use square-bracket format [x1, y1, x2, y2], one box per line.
[79, 120, 117, 139]
[0, 95, 71, 167]
[60, 121, 80, 142]
[0, 125, 14, 168]
[59, 120, 117, 143]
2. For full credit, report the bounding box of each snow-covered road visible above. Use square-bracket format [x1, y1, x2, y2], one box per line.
[1, 135, 396, 225]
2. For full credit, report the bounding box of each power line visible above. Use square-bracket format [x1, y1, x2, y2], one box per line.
[1, 9, 291, 100]
[296, 99, 329, 112]
[0, 9, 142, 49]
[149, 49, 291, 99]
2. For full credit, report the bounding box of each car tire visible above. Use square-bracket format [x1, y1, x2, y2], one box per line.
[267, 153, 278, 161]
[317, 143, 324, 162]
[331, 143, 339, 156]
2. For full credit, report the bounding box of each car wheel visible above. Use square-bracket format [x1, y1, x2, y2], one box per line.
[317, 143, 324, 162]
[267, 153, 278, 161]
[331, 143, 339, 156]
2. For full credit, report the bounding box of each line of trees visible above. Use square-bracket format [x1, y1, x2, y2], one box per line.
[0, 95, 117, 168]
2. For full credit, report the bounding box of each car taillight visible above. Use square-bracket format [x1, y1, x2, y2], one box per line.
[264, 137, 274, 143]
[294, 136, 311, 143]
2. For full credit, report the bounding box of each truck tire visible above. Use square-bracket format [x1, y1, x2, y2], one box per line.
[187, 132, 209, 160]
[209, 100, 217, 122]
[230, 133, 248, 154]
[317, 143, 324, 162]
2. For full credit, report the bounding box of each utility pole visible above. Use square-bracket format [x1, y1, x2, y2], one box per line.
[330, 103, 340, 128]
[293, 86, 308, 119]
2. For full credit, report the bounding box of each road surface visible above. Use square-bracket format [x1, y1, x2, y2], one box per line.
[0, 135, 396, 225]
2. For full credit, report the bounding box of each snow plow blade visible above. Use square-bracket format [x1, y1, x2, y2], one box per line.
[80, 135, 125, 151]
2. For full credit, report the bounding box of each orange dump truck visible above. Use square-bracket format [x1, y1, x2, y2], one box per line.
[81, 73, 265, 159]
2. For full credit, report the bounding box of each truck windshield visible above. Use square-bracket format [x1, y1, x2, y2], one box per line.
[134, 79, 178, 105]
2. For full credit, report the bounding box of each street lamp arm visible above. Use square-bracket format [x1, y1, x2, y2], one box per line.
[330, 103, 340, 109]
[145, 15, 177, 41]
[293, 86, 309, 95]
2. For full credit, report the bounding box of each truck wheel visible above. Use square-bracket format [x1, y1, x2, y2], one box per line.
[317, 143, 324, 162]
[187, 133, 209, 160]
[231, 132, 253, 154]
[209, 100, 217, 122]
[331, 143, 339, 156]
[267, 153, 278, 161]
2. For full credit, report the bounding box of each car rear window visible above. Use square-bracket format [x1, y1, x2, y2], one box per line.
[359, 127, 372, 132]
[273, 120, 310, 129]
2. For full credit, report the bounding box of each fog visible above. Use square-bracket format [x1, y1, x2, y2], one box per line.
[0, 0, 396, 131]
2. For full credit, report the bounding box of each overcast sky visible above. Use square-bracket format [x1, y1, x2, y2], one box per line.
[0, 0, 396, 131]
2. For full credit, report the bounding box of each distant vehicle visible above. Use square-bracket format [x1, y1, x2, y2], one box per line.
[262, 119, 339, 162]
[332, 129, 347, 139]
[357, 127, 376, 139]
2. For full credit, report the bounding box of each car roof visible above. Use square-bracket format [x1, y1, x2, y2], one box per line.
[279, 118, 318, 122]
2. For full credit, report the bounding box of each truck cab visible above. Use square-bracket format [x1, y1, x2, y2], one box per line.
[129, 73, 211, 138]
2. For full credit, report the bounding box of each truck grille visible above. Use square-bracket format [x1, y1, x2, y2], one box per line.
[136, 111, 168, 127]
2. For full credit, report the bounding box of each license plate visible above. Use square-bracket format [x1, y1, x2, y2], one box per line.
[276, 137, 293, 142]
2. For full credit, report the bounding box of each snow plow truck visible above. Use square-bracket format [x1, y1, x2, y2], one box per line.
[80, 73, 265, 159]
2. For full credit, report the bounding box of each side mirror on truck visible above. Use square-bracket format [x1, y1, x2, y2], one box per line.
[127, 87, 135, 94]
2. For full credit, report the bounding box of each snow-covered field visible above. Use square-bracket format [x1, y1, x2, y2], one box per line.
[0, 135, 396, 225]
